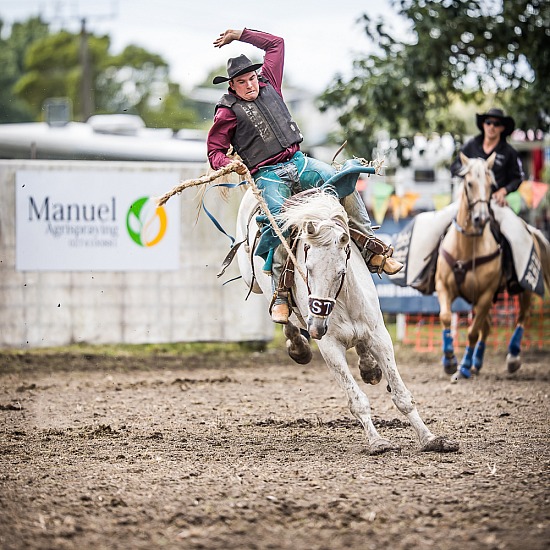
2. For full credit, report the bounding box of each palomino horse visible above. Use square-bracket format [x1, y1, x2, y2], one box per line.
[436, 152, 550, 382]
[236, 188, 458, 454]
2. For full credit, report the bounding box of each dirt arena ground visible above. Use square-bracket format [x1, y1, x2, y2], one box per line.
[1, 340, 549, 550]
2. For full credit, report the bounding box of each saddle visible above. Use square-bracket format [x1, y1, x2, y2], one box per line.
[435, 214, 519, 295]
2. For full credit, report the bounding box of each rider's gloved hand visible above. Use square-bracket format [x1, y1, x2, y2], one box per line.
[233, 160, 249, 176]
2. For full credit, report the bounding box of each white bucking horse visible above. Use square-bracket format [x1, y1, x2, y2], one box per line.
[236, 188, 459, 455]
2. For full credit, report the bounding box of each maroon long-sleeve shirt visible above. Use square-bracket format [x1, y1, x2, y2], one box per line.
[207, 28, 300, 173]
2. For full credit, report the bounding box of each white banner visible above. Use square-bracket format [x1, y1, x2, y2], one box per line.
[16, 170, 181, 271]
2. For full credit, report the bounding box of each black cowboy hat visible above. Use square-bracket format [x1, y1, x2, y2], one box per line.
[212, 54, 263, 84]
[476, 107, 515, 137]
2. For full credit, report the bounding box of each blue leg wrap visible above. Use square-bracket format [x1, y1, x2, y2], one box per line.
[459, 346, 474, 378]
[473, 341, 486, 371]
[441, 329, 457, 373]
[443, 329, 454, 355]
[508, 326, 524, 357]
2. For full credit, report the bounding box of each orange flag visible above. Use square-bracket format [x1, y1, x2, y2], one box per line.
[518, 181, 533, 208]
[390, 195, 402, 222]
[400, 192, 420, 218]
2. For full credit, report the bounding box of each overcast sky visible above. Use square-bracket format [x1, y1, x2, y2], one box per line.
[1, 0, 400, 94]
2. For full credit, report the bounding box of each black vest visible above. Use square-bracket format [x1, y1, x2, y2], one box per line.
[215, 80, 303, 169]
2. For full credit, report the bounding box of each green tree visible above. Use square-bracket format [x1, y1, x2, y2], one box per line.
[96, 44, 197, 128]
[319, 0, 549, 161]
[14, 30, 111, 120]
[10, 20, 198, 128]
[0, 17, 49, 122]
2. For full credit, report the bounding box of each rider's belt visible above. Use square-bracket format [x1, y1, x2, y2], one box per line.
[349, 229, 393, 256]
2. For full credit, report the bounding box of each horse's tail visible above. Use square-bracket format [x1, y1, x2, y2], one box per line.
[531, 227, 550, 293]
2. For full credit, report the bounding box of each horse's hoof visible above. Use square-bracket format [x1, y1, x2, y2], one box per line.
[421, 436, 459, 453]
[289, 350, 313, 365]
[442, 355, 457, 375]
[286, 337, 313, 365]
[506, 353, 521, 373]
[443, 363, 458, 375]
[450, 370, 469, 384]
[360, 365, 383, 385]
[368, 438, 401, 455]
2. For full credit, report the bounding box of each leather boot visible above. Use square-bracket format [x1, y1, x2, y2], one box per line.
[271, 301, 290, 324]
[269, 247, 289, 324]
[364, 237, 404, 276]
[368, 253, 404, 275]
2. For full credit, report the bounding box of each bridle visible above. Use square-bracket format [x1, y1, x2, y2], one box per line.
[442, 166, 501, 290]
[303, 221, 351, 319]
[453, 172, 492, 237]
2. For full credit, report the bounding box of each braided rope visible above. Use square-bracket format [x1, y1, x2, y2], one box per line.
[155, 161, 243, 206]
[154, 161, 307, 283]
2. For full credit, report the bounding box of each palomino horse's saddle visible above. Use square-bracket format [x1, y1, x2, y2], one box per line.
[439, 215, 506, 291]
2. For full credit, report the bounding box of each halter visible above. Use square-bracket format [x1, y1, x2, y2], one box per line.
[303, 228, 351, 319]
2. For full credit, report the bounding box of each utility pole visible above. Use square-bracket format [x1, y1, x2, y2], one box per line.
[79, 17, 94, 121]
[46, 1, 118, 122]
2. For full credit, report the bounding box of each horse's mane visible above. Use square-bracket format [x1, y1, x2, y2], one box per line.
[278, 191, 349, 246]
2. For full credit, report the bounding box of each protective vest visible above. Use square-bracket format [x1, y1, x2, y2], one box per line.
[215, 80, 303, 169]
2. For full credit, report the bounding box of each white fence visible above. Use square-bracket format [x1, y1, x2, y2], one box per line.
[0, 160, 273, 348]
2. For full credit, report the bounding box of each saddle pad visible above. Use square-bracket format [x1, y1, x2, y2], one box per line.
[390, 203, 458, 288]
[493, 204, 544, 295]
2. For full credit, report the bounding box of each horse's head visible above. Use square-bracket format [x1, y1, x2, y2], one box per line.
[302, 217, 350, 339]
[458, 152, 496, 233]
[280, 191, 351, 340]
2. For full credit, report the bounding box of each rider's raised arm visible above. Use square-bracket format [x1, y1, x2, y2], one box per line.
[239, 29, 285, 95]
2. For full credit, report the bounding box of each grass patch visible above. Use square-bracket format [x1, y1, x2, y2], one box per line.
[0, 323, 414, 357]
[0, 328, 289, 361]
